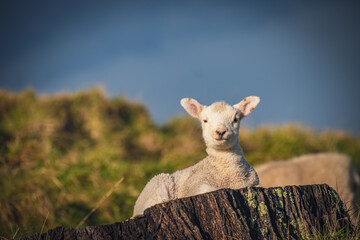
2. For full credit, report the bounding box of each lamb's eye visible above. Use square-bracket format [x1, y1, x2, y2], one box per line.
[203, 119, 208, 123]
[233, 118, 239, 123]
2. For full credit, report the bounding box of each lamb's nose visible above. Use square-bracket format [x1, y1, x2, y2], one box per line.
[216, 130, 226, 137]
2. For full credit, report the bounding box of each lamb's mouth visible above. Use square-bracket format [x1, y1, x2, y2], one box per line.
[215, 138, 227, 142]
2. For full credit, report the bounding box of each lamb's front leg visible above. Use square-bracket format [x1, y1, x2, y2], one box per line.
[197, 184, 218, 194]
[133, 173, 175, 217]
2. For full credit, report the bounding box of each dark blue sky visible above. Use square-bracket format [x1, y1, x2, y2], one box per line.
[1, 1, 359, 134]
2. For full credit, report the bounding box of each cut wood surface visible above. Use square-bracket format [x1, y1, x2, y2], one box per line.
[20, 184, 354, 240]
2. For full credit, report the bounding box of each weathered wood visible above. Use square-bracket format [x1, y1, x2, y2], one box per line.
[20, 184, 354, 240]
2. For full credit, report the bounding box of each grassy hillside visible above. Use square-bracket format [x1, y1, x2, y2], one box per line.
[1, 88, 359, 238]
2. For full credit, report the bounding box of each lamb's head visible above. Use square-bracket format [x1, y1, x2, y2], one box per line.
[181, 96, 260, 150]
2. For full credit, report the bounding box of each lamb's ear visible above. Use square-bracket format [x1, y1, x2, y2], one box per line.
[233, 96, 260, 118]
[180, 98, 204, 119]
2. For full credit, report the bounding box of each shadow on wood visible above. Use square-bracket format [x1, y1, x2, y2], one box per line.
[20, 184, 355, 240]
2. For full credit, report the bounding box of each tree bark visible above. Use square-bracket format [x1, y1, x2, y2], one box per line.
[20, 184, 354, 240]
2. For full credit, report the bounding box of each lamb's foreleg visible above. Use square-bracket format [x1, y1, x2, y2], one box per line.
[197, 184, 218, 195]
[133, 173, 175, 217]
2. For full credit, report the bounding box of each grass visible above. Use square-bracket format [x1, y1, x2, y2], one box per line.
[310, 212, 360, 240]
[0, 88, 359, 239]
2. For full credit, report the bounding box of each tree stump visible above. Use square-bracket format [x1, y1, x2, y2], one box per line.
[20, 184, 355, 240]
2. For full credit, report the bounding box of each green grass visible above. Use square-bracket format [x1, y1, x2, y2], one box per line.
[0, 88, 359, 239]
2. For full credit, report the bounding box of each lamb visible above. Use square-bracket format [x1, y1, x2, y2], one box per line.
[133, 96, 261, 217]
[255, 153, 360, 219]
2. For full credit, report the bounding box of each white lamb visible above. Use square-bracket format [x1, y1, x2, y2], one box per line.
[133, 96, 261, 217]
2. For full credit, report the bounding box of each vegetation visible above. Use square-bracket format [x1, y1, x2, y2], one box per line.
[0, 88, 359, 239]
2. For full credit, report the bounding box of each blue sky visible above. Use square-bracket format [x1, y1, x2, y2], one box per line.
[1, 1, 359, 134]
